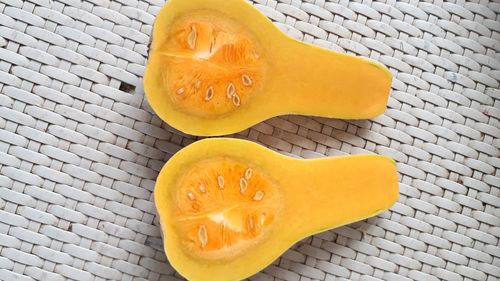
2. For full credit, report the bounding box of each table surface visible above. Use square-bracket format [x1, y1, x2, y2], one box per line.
[0, 0, 499, 280]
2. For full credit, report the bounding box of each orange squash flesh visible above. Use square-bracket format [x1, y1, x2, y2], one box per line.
[144, 0, 393, 136]
[155, 138, 399, 281]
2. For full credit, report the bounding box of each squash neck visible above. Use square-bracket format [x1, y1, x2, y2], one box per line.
[282, 155, 398, 238]
[270, 39, 392, 118]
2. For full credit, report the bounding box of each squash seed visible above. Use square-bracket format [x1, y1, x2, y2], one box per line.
[187, 192, 195, 200]
[226, 83, 235, 98]
[232, 94, 241, 107]
[242, 75, 252, 86]
[187, 26, 197, 50]
[194, 80, 201, 90]
[217, 175, 224, 189]
[205, 86, 214, 101]
[260, 213, 266, 225]
[253, 190, 264, 201]
[198, 225, 207, 248]
[239, 178, 248, 194]
[176, 88, 185, 95]
[248, 217, 254, 230]
[244, 168, 253, 180]
[199, 183, 206, 193]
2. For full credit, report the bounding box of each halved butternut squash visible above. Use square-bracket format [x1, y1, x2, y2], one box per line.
[144, 0, 392, 136]
[155, 138, 399, 281]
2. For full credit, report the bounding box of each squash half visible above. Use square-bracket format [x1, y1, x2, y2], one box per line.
[155, 138, 399, 281]
[144, 0, 393, 136]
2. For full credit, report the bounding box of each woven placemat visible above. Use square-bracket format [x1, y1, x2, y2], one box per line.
[0, 0, 499, 280]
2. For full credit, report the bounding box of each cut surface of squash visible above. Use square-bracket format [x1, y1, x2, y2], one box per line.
[144, 0, 393, 136]
[155, 138, 399, 281]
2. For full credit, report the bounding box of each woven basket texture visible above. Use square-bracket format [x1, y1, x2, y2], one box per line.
[0, 0, 499, 280]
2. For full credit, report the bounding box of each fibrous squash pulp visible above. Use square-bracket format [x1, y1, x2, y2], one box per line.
[144, 0, 393, 136]
[155, 138, 399, 281]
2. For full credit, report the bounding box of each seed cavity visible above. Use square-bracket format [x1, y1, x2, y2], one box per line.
[253, 190, 264, 201]
[232, 94, 241, 107]
[242, 75, 253, 86]
[205, 86, 214, 101]
[187, 26, 197, 50]
[198, 225, 208, 248]
[244, 168, 253, 180]
[187, 192, 195, 200]
[199, 183, 206, 193]
[226, 83, 235, 99]
[239, 178, 248, 194]
[217, 175, 225, 189]
[176, 88, 185, 95]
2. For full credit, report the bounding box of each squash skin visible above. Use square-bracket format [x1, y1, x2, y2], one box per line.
[155, 138, 399, 281]
[144, 0, 393, 136]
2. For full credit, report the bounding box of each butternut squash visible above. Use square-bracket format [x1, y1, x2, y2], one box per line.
[155, 138, 399, 281]
[144, 0, 392, 136]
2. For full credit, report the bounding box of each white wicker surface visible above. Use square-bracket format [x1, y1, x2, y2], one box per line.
[0, 0, 499, 280]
